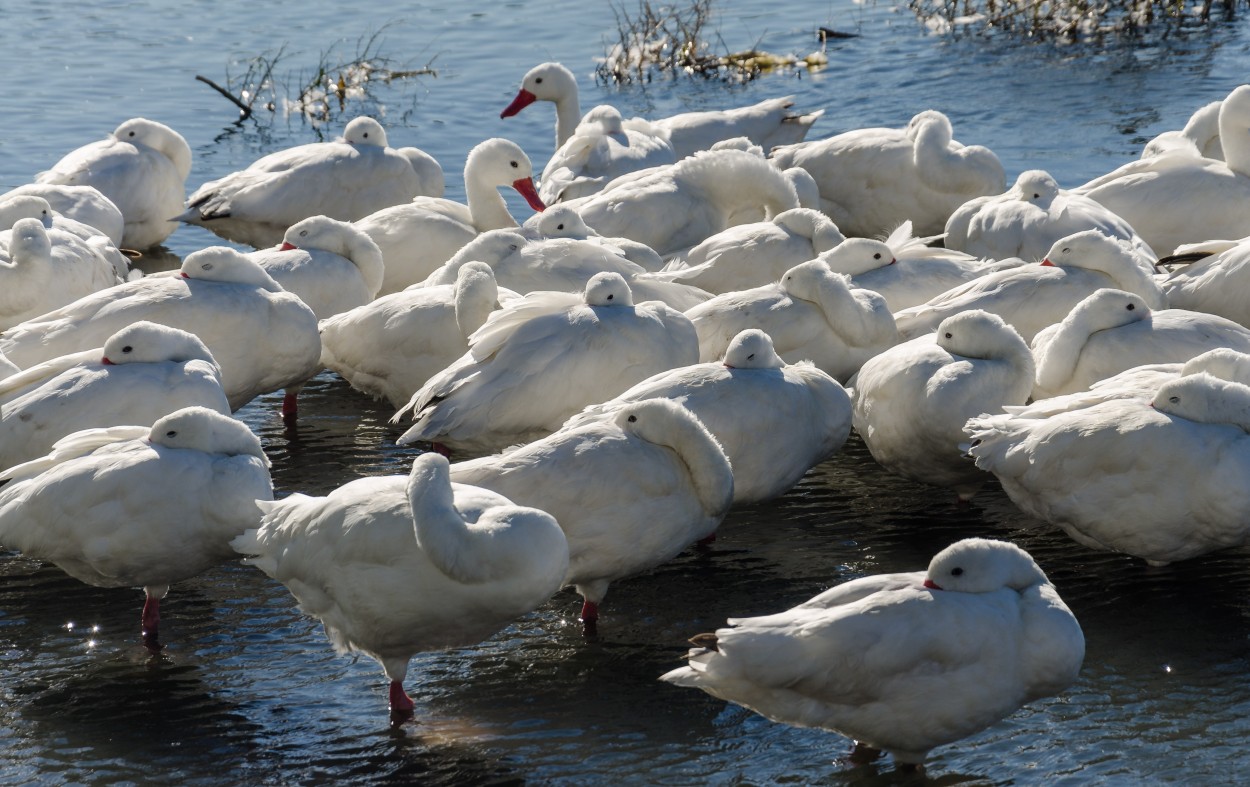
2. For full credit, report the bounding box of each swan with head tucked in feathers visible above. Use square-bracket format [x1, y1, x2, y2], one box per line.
[817, 221, 990, 311]
[178, 116, 443, 249]
[1142, 99, 1224, 160]
[685, 260, 898, 383]
[769, 109, 1006, 238]
[394, 272, 698, 455]
[568, 147, 800, 257]
[851, 310, 1034, 500]
[36, 118, 191, 250]
[892, 230, 1165, 342]
[1029, 288, 1250, 400]
[501, 62, 821, 160]
[565, 329, 851, 503]
[451, 397, 733, 626]
[354, 137, 546, 295]
[0, 218, 127, 331]
[1160, 235, 1250, 328]
[651, 208, 845, 295]
[966, 373, 1250, 565]
[660, 537, 1084, 771]
[1075, 84, 1250, 257]
[944, 169, 1157, 264]
[0, 406, 272, 646]
[523, 203, 665, 271]
[538, 104, 677, 204]
[0, 246, 321, 413]
[0, 321, 230, 469]
[231, 452, 568, 718]
[247, 215, 384, 320]
[1, 183, 125, 248]
[319, 262, 516, 408]
[0, 194, 132, 282]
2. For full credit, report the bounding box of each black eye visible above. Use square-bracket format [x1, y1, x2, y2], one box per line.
[510, 160, 519, 168]
[606, 293, 613, 300]
[627, 414, 636, 422]
[202, 263, 214, 271]
[1062, 247, 1070, 254]
[944, 332, 953, 339]
[300, 230, 308, 237]
[951, 567, 964, 576]
[1033, 193, 1040, 199]
[873, 253, 881, 260]
[128, 131, 136, 137]
[535, 77, 543, 84]
[747, 353, 755, 360]
[557, 223, 565, 230]
[122, 345, 133, 353]
[1127, 304, 1135, 311]
[1169, 395, 1180, 404]
[362, 132, 369, 139]
[165, 430, 177, 438]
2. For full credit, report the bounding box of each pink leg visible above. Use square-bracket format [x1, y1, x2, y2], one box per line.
[579, 599, 599, 624]
[389, 680, 415, 712]
[281, 391, 299, 420]
[696, 532, 717, 547]
[431, 442, 452, 458]
[141, 594, 160, 639]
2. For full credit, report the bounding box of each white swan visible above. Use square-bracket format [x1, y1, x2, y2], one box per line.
[944, 169, 1157, 264]
[893, 230, 1165, 342]
[36, 118, 191, 249]
[1160, 236, 1250, 327]
[1075, 84, 1250, 256]
[501, 62, 821, 159]
[451, 398, 733, 624]
[1030, 288, 1250, 399]
[685, 260, 898, 383]
[565, 329, 852, 503]
[660, 538, 1084, 770]
[0, 194, 131, 282]
[769, 109, 1006, 237]
[0, 247, 321, 413]
[538, 105, 677, 204]
[0, 217, 126, 330]
[231, 452, 568, 717]
[247, 215, 384, 319]
[817, 221, 989, 311]
[394, 272, 699, 455]
[652, 208, 845, 295]
[523, 203, 665, 271]
[0, 406, 272, 645]
[966, 374, 1250, 565]
[570, 148, 800, 257]
[354, 137, 546, 294]
[1, 183, 125, 247]
[1142, 99, 1223, 160]
[851, 310, 1034, 500]
[319, 262, 514, 408]
[423, 229, 709, 311]
[0, 321, 230, 469]
[178, 116, 443, 249]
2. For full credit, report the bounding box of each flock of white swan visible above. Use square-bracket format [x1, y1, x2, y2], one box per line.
[4, 60, 1250, 771]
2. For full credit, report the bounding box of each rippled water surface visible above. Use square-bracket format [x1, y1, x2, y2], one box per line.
[4, 1, 1250, 784]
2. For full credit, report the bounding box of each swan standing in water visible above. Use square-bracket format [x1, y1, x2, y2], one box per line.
[178, 116, 444, 249]
[354, 137, 546, 294]
[450, 398, 733, 626]
[769, 109, 1005, 238]
[660, 538, 1084, 772]
[319, 262, 515, 408]
[0, 321, 230, 469]
[686, 260, 898, 383]
[248, 215, 384, 320]
[851, 310, 1034, 501]
[231, 452, 568, 719]
[501, 62, 821, 159]
[966, 374, 1250, 565]
[566, 329, 852, 503]
[395, 272, 698, 455]
[35, 118, 191, 250]
[0, 407, 272, 647]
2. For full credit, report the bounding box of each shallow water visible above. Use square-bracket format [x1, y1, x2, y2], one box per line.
[4, 1, 1250, 784]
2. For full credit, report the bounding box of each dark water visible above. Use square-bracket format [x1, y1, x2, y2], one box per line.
[4, 1, 1250, 784]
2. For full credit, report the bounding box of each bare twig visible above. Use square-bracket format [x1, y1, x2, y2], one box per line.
[195, 75, 253, 120]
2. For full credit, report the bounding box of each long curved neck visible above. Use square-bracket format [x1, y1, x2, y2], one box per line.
[1099, 261, 1165, 308]
[808, 275, 895, 348]
[553, 93, 582, 149]
[683, 152, 798, 220]
[342, 233, 385, 297]
[409, 465, 508, 585]
[464, 179, 518, 232]
[646, 419, 733, 517]
[1034, 318, 1100, 394]
[1219, 93, 1250, 175]
[454, 276, 499, 341]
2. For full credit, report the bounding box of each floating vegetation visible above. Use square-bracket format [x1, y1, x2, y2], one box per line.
[909, 0, 1241, 40]
[596, 0, 831, 84]
[196, 26, 436, 127]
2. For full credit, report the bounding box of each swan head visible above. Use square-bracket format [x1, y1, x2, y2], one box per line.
[405, 451, 455, 510]
[279, 215, 356, 254]
[583, 271, 633, 307]
[148, 406, 269, 465]
[1063, 288, 1150, 333]
[455, 261, 499, 294]
[6, 217, 51, 260]
[1010, 170, 1060, 208]
[905, 109, 954, 144]
[935, 310, 1029, 361]
[577, 105, 627, 139]
[1040, 230, 1137, 272]
[465, 138, 545, 212]
[180, 247, 283, 292]
[780, 259, 849, 301]
[709, 136, 765, 157]
[534, 204, 593, 239]
[820, 237, 895, 276]
[449, 229, 526, 268]
[0, 195, 53, 230]
[341, 116, 388, 148]
[1181, 348, 1250, 386]
[502, 62, 577, 117]
[924, 538, 1048, 593]
[111, 118, 192, 180]
[722, 329, 784, 370]
[101, 321, 217, 367]
[1151, 372, 1250, 431]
